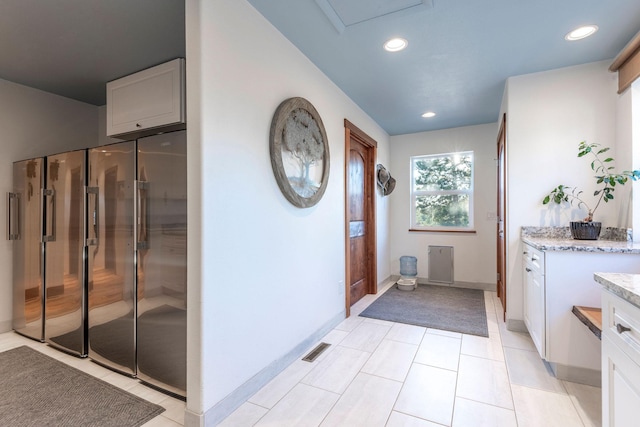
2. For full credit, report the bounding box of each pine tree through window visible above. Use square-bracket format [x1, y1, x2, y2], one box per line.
[410, 151, 474, 230]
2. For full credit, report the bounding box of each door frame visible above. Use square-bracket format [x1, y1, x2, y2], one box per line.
[496, 113, 507, 321]
[344, 119, 377, 317]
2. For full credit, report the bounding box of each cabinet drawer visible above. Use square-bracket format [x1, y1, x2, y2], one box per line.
[523, 244, 545, 273]
[603, 289, 640, 368]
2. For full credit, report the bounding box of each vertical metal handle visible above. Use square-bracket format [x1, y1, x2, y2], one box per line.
[7, 192, 20, 240]
[43, 189, 56, 242]
[136, 180, 149, 249]
[86, 187, 99, 246]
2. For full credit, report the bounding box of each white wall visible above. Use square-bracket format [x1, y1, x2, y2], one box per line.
[503, 60, 620, 322]
[388, 124, 498, 286]
[185, 0, 390, 423]
[618, 81, 640, 239]
[0, 79, 99, 331]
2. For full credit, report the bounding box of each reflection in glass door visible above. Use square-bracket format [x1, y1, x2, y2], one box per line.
[11, 158, 44, 341]
[136, 130, 187, 397]
[44, 150, 87, 356]
[87, 141, 136, 375]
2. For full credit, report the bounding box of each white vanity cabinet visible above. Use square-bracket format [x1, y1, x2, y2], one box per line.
[601, 288, 640, 427]
[523, 244, 546, 357]
[106, 58, 185, 137]
[521, 241, 640, 384]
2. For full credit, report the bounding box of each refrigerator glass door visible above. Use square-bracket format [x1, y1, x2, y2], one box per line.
[44, 150, 87, 356]
[11, 158, 44, 341]
[87, 141, 136, 375]
[137, 131, 187, 397]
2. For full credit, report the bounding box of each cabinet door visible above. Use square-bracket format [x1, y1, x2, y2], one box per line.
[106, 58, 185, 136]
[602, 336, 640, 427]
[523, 245, 546, 359]
[528, 270, 546, 358]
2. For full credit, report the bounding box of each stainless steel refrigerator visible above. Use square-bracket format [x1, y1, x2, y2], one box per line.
[9, 157, 45, 341]
[87, 140, 137, 376]
[86, 131, 186, 397]
[136, 131, 187, 398]
[43, 149, 88, 357]
[10, 132, 186, 397]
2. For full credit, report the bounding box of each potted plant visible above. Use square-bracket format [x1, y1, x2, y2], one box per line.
[542, 141, 640, 240]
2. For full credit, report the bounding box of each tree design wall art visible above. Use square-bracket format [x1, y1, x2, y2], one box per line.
[270, 97, 330, 208]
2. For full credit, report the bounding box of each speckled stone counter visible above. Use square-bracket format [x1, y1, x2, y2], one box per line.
[594, 272, 640, 309]
[521, 226, 640, 254]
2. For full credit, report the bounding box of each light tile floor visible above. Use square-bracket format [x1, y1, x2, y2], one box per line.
[220, 282, 602, 427]
[0, 283, 601, 427]
[0, 331, 185, 426]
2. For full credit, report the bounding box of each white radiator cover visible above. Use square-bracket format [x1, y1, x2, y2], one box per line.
[428, 246, 454, 284]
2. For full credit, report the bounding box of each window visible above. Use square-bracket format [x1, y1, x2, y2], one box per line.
[410, 151, 474, 230]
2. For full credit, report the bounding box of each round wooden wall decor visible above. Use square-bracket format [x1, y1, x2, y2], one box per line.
[269, 97, 330, 208]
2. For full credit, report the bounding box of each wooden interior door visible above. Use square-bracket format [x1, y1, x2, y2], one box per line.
[344, 120, 377, 316]
[349, 142, 368, 306]
[497, 114, 507, 321]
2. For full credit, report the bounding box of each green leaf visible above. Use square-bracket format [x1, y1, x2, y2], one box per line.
[598, 147, 610, 154]
[594, 190, 601, 196]
[543, 195, 550, 204]
[604, 158, 614, 162]
[597, 177, 604, 184]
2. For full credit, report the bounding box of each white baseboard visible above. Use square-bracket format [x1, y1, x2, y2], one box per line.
[188, 310, 346, 427]
[550, 362, 601, 388]
[506, 319, 527, 333]
[389, 275, 494, 292]
[0, 320, 12, 334]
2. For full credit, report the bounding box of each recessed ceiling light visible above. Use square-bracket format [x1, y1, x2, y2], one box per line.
[421, 111, 436, 118]
[565, 25, 598, 41]
[384, 38, 408, 52]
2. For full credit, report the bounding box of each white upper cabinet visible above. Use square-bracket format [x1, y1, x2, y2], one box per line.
[106, 58, 185, 137]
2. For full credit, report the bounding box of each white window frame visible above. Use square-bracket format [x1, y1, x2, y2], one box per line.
[410, 151, 474, 231]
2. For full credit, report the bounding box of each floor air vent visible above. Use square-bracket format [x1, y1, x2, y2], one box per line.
[302, 342, 331, 362]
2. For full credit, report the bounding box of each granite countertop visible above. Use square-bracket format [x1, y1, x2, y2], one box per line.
[594, 272, 640, 309]
[521, 226, 640, 254]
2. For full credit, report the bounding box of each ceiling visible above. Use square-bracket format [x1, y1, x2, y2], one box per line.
[1, 1, 639, 136]
[247, 0, 640, 135]
[0, 0, 185, 106]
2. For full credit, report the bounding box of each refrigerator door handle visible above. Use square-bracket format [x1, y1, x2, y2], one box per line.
[136, 180, 149, 250]
[43, 189, 56, 242]
[7, 192, 20, 240]
[86, 186, 99, 246]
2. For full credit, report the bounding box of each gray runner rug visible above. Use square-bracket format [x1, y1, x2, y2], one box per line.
[0, 345, 164, 427]
[359, 284, 489, 337]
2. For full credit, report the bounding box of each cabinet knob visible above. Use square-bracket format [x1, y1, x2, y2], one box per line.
[616, 323, 631, 334]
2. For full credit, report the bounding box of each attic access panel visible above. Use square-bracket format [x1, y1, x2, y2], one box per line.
[314, 0, 434, 33]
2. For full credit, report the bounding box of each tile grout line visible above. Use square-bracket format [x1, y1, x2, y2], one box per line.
[493, 295, 522, 426]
